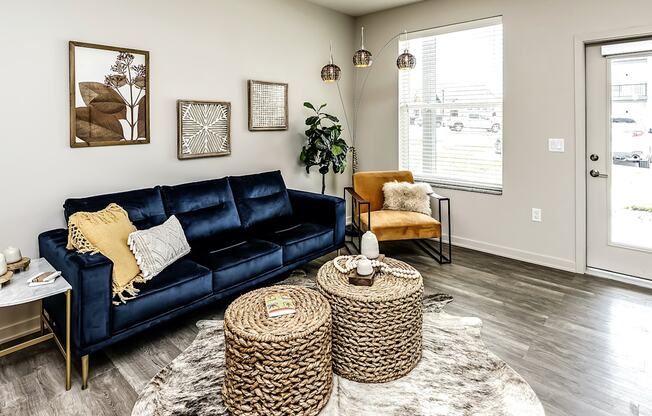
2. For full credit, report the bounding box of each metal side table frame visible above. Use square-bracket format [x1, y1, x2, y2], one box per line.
[0, 258, 72, 390]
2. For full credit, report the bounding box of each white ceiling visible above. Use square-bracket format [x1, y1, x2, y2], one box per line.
[304, 0, 424, 16]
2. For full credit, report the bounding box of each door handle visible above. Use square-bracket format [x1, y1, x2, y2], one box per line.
[589, 169, 608, 178]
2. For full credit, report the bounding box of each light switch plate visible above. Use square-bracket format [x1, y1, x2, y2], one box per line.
[548, 138, 565, 152]
[532, 208, 542, 222]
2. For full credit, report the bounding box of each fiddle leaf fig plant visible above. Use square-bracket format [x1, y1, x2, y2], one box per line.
[300, 102, 349, 194]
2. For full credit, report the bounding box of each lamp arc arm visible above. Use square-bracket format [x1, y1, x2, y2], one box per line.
[335, 16, 499, 147]
[352, 32, 402, 144]
[336, 80, 353, 146]
[332, 31, 403, 151]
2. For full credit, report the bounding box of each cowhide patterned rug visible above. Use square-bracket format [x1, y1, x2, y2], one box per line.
[132, 274, 545, 416]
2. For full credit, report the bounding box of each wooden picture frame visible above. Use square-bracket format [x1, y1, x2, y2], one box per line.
[248, 80, 288, 131]
[69, 41, 150, 148]
[177, 100, 231, 160]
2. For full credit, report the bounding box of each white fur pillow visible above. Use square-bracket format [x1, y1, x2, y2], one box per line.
[382, 181, 433, 216]
[128, 215, 190, 280]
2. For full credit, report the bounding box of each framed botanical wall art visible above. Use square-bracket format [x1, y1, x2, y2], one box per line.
[177, 100, 231, 160]
[69, 41, 150, 147]
[248, 80, 288, 131]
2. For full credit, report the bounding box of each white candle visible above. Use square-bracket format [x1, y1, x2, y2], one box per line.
[361, 231, 380, 259]
[3, 247, 21, 264]
[0, 253, 6, 275]
[356, 257, 373, 276]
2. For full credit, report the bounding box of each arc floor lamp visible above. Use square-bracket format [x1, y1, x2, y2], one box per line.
[321, 27, 416, 172]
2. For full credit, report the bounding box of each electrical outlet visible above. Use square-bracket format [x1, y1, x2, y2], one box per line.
[531, 208, 542, 222]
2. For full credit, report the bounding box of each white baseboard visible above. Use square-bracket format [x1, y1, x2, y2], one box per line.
[586, 267, 652, 290]
[346, 217, 576, 271]
[445, 234, 577, 272]
[347, 215, 577, 272]
[0, 316, 41, 345]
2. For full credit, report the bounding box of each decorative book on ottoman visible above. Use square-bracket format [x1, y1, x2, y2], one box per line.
[264, 292, 296, 318]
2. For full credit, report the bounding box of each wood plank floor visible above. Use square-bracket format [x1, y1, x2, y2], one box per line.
[1, 242, 651, 415]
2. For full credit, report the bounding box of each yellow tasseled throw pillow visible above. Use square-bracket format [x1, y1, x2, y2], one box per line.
[67, 203, 144, 304]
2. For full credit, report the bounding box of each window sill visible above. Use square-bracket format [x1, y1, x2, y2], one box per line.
[416, 178, 503, 195]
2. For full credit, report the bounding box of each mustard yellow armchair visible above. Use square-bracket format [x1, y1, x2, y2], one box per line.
[344, 171, 451, 263]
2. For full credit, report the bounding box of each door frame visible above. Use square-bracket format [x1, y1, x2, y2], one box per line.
[574, 25, 652, 281]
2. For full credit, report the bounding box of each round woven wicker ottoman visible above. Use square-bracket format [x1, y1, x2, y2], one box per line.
[222, 285, 332, 416]
[316, 257, 423, 383]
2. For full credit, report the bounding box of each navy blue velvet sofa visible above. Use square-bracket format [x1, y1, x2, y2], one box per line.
[38, 170, 345, 386]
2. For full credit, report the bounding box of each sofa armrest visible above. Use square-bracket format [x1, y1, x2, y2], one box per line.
[39, 229, 113, 354]
[288, 189, 345, 246]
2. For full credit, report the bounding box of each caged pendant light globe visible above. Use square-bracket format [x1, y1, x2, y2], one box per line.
[396, 30, 416, 71]
[321, 41, 341, 82]
[353, 27, 373, 68]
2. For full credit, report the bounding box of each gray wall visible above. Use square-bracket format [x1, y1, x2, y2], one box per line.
[0, 0, 353, 342]
[354, 0, 652, 271]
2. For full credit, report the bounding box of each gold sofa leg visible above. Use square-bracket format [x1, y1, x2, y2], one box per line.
[336, 249, 341, 256]
[81, 355, 89, 390]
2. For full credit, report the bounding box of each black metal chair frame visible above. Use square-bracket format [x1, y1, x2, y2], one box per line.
[343, 187, 452, 264]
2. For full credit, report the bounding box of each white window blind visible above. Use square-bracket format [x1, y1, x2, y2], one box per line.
[399, 17, 503, 193]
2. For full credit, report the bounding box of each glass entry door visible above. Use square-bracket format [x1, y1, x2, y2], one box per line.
[586, 43, 652, 280]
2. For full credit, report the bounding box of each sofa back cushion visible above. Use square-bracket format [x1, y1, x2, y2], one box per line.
[228, 170, 293, 231]
[160, 178, 241, 243]
[64, 187, 167, 230]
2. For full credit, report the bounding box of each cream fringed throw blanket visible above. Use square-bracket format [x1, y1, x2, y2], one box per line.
[67, 203, 144, 304]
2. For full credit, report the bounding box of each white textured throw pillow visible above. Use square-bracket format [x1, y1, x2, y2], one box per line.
[128, 215, 191, 280]
[382, 181, 434, 216]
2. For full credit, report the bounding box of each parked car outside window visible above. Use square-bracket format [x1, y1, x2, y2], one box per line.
[611, 117, 651, 168]
[449, 113, 501, 133]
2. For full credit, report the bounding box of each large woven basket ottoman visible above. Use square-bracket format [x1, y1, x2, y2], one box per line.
[317, 257, 423, 383]
[222, 285, 333, 416]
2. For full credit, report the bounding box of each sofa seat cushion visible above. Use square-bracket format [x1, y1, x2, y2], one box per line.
[112, 258, 212, 332]
[360, 210, 441, 242]
[192, 240, 283, 292]
[264, 223, 334, 263]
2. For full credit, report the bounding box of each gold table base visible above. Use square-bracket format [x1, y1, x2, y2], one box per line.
[0, 289, 72, 390]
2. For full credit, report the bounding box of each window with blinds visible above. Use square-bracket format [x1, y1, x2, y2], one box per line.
[399, 17, 503, 193]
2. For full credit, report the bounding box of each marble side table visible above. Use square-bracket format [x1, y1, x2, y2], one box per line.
[0, 258, 73, 390]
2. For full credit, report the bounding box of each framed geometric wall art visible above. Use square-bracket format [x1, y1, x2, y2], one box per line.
[248, 80, 288, 131]
[69, 41, 150, 148]
[177, 100, 231, 160]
